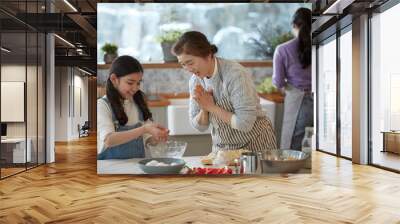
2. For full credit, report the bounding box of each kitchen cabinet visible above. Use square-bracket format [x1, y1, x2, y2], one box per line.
[382, 131, 400, 154]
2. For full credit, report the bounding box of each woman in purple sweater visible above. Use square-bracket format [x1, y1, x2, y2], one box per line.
[272, 8, 313, 151]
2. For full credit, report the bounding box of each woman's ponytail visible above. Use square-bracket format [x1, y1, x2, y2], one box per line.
[106, 78, 128, 125]
[292, 8, 312, 68]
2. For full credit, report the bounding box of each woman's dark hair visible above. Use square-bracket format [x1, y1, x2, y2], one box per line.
[292, 8, 312, 68]
[171, 31, 218, 57]
[106, 55, 152, 126]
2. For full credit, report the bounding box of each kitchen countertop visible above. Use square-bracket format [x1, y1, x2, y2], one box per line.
[258, 92, 284, 104]
[147, 92, 283, 107]
[147, 99, 170, 107]
[97, 156, 309, 175]
[147, 92, 190, 107]
[97, 156, 215, 174]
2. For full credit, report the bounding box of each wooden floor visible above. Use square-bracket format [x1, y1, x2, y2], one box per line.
[0, 135, 400, 224]
[1, 167, 26, 178]
[372, 150, 400, 171]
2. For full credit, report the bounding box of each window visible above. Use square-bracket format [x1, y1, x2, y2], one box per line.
[370, 3, 400, 171]
[0, 1, 46, 179]
[97, 3, 309, 63]
[339, 29, 352, 158]
[317, 37, 337, 154]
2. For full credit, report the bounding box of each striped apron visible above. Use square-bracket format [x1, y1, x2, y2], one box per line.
[280, 84, 305, 150]
[209, 93, 277, 152]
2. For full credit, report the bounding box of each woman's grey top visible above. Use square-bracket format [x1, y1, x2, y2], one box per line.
[188, 57, 266, 133]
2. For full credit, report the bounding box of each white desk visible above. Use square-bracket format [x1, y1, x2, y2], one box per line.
[1, 138, 31, 163]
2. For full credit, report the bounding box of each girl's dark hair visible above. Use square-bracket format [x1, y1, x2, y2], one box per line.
[171, 31, 218, 57]
[106, 55, 152, 126]
[292, 8, 312, 68]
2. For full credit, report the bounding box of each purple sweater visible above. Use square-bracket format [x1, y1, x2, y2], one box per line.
[272, 38, 311, 90]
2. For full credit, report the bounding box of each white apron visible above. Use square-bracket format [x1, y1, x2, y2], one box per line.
[280, 84, 304, 149]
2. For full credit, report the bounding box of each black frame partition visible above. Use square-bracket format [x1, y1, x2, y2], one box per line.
[367, 0, 400, 173]
[315, 33, 339, 157]
[315, 0, 400, 173]
[314, 16, 353, 161]
[0, 1, 47, 180]
[338, 24, 353, 160]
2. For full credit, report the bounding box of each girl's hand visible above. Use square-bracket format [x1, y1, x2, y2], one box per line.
[193, 89, 215, 112]
[144, 123, 169, 142]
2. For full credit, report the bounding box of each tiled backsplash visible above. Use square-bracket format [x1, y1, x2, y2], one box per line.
[97, 66, 272, 95]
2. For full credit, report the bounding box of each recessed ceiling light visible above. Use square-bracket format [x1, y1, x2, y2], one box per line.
[54, 34, 75, 48]
[63, 0, 78, 12]
[1, 47, 11, 53]
[323, 0, 354, 15]
[78, 67, 92, 76]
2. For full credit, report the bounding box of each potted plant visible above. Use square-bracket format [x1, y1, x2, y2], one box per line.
[256, 77, 284, 103]
[248, 21, 294, 59]
[101, 43, 118, 64]
[156, 30, 184, 62]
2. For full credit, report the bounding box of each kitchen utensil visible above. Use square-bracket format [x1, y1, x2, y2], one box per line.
[240, 151, 258, 174]
[147, 140, 187, 158]
[258, 149, 309, 173]
[138, 158, 186, 174]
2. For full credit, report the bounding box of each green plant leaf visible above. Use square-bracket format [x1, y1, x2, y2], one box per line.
[256, 77, 278, 94]
[101, 43, 118, 54]
[156, 30, 184, 43]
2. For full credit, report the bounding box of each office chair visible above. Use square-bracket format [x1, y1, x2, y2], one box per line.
[79, 121, 90, 138]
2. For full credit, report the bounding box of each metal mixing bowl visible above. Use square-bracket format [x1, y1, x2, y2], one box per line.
[258, 149, 309, 174]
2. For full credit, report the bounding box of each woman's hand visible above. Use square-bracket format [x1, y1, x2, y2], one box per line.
[144, 123, 169, 143]
[193, 87, 216, 112]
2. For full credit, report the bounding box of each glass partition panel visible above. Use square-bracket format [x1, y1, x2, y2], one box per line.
[317, 37, 337, 154]
[27, 31, 38, 169]
[339, 30, 352, 158]
[371, 4, 400, 171]
[1, 31, 27, 178]
[38, 32, 45, 165]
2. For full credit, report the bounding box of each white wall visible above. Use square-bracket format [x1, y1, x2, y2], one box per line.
[54, 67, 68, 141]
[312, 45, 316, 150]
[54, 67, 89, 141]
[1, 65, 38, 137]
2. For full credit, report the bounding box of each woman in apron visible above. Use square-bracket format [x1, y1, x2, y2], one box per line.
[97, 55, 169, 160]
[272, 8, 313, 151]
[171, 31, 277, 152]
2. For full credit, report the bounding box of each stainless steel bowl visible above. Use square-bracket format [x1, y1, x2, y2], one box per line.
[258, 149, 309, 174]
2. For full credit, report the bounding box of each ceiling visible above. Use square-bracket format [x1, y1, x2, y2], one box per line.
[311, 0, 391, 43]
[0, 0, 97, 74]
[0, 0, 394, 74]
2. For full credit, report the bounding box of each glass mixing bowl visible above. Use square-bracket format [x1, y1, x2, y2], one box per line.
[147, 140, 187, 158]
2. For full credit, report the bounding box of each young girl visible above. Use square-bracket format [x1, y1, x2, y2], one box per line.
[97, 55, 169, 160]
